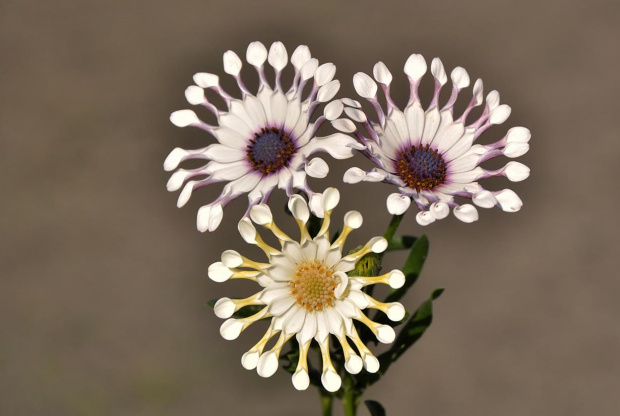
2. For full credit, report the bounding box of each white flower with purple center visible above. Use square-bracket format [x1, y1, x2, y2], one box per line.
[165, 41, 364, 231]
[208, 188, 406, 392]
[335, 54, 530, 225]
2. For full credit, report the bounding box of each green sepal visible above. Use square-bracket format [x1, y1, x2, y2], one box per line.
[365, 400, 386, 416]
[384, 234, 429, 304]
[386, 235, 417, 251]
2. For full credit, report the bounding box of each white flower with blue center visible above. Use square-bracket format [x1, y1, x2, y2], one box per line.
[208, 188, 406, 392]
[165, 41, 364, 231]
[335, 54, 530, 225]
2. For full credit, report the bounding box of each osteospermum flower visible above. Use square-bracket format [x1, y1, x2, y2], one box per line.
[333, 54, 530, 225]
[208, 188, 406, 392]
[164, 41, 363, 231]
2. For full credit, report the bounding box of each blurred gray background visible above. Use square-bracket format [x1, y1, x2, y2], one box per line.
[1, 0, 619, 415]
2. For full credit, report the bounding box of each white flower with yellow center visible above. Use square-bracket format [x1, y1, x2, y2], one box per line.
[208, 188, 406, 392]
[165, 41, 364, 232]
[335, 53, 530, 225]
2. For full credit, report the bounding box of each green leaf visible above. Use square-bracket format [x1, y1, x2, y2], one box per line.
[365, 400, 386, 416]
[384, 234, 429, 304]
[386, 235, 417, 251]
[381, 287, 444, 365]
[357, 288, 443, 388]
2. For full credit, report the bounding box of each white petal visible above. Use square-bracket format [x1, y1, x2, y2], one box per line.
[291, 45, 311, 70]
[283, 306, 307, 335]
[375, 325, 396, 344]
[368, 237, 388, 253]
[193, 72, 219, 88]
[301, 133, 365, 160]
[315, 63, 336, 86]
[503, 142, 529, 158]
[260, 285, 292, 302]
[386, 193, 411, 215]
[343, 167, 365, 184]
[364, 354, 380, 373]
[373, 61, 392, 84]
[170, 110, 199, 127]
[299, 313, 317, 344]
[430, 58, 447, 85]
[333, 271, 349, 299]
[321, 187, 340, 212]
[214, 298, 236, 319]
[305, 157, 329, 178]
[317, 80, 340, 102]
[404, 54, 427, 80]
[386, 302, 406, 321]
[197, 203, 224, 232]
[324, 100, 344, 120]
[331, 118, 356, 133]
[268, 41, 287, 71]
[238, 217, 257, 244]
[242, 350, 260, 370]
[405, 102, 425, 143]
[451, 67, 470, 89]
[504, 161, 530, 182]
[495, 189, 523, 212]
[242, 95, 267, 129]
[250, 204, 273, 225]
[221, 250, 243, 268]
[288, 195, 310, 222]
[321, 367, 342, 392]
[163, 148, 188, 171]
[430, 202, 450, 219]
[223, 50, 242, 75]
[292, 369, 310, 390]
[309, 193, 324, 218]
[257, 351, 279, 378]
[208, 262, 233, 282]
[344, 211, 363, 229]
[448, 153, 480, 174]
[453, 204, 479, 223]
[345, 355, 363, 375]
[387, 270, 405, 289]
[344, 107, 367, 123]
[506, 126, 531, 143]
[489, 104, 511, 125]
[353, 72, 378, 98]
[282, 98, 302, 133]
[220, 319, 244, 340]
[300, 58, 318, 81]
[246, 41, 268, 67]
[486, 90, 500, 110]
[341, 98, 361, 108]
[449, 168, 483, 183]
[416, 211, 435, 226]
[185, 86, 204, 105]
[472, 190, 497, 208]
[420, 108, 440, 145]
[270, 90, 288, 126]
[268, 296, 296, 316]
[204, 144, 245, 163]
[473, 79, 484, 105]
[435, 120, 465, 154]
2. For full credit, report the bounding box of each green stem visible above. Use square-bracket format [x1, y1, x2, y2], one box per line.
[320, 391, 333, 416]
[342, 388, 359, 416]
[382, 213, 405, 255]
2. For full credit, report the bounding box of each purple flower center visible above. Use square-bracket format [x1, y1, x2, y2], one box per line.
[246, 127, 296, 175]
[395, 144, 447, 191]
